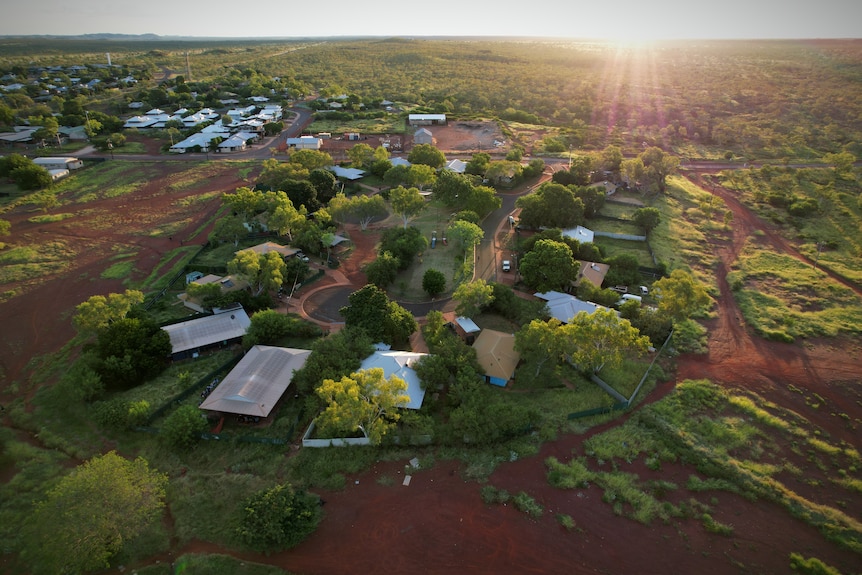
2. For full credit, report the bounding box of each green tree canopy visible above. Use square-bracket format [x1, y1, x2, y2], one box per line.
[315, 367, 410, 444]
[26, 452, 167, 575]
[389, 185, 425, 228]
[289, 148, 333, 170]
[73, 289, 145, 336]
[236, 483, 322, 552]
[518, 239, 577, 293]
[633, 207, 661, 234]
[652, 268, 713, 322]
[95, 316, 171, 389]
[340, 284, 417, 346]
[453, 278, 494, 317]
[516, 182, 585, 230]
[161, 404, 208, 449]
[561, 308, 651, 373]
[422, 268, 446, 298]
[407, 143, 446, 168]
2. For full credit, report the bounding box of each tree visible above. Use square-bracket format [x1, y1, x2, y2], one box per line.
[289, 148, 333, 170]
[601, 145, 624, 172]
[465, 185, 501, 217]
[632, 207, 661, 234]
[407, 143, 446, 168]
[95, 317, 171, 389]
[516, 318, 566, 376]
[244, 309, 302, 348]
[378, 226, 427, 269]
[406, 163, 437, 190]
[364, 251, 400, 288]
[309, 168, 338, 203]
[640, 147, 680, 193]
[604, 253, 640, 287]
[347, 142, 375, 168]
[823, 151, 856, 177]
[383, 163, 410, 187]
[652, 269, 712, 322]
[389, 185, 425, 229]
[26, 452, 167, 575]
[447, 219, 484, 251]
[315, 367, 410, 444]
[562, 308, 651, 373]
[620, 157, 645, 188]
[228, 250, 286, 296]
[340, 285, 417, 346]
[466, 152, 491, 176]
[236, 483, 322, 552]
[518, 239, 576, 293]
[161, 404, 208, 449]
[422, 269, 446, 298]
[453, 278, 494, 317]
[291, 327, 374, 395]
[485, 160, 523, 187]
[209, 214, 247, 247]
[515, 183, 584, 229]
[73, 289, 145, 337]
[433, 169, 474, 207]
[329, 194, 387, 230]
[266, 194, 306, 241]
[11, 164, 52, 190]
[572, 186, 606, 219]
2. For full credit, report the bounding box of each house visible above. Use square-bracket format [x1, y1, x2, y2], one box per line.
[576, 261, 610, 288]
[218, 132, 256, 153]
[535, 291, 614, 324]
[444, 159, 467, 174]
[0, 127, 37, 144]
[123, 115, 160, 129]
[32, 157, 84, 170]
[413, 127, 434, 145]
[472, 329, 520, 387]
[227, 105, 257, 118]
[408, 113, 447, 126]
[562, 225, 595, 244]
[390, 157, 411, 168]
[328, 166, 365, 181]
[249, 95, 270, 103]
[236, 241, 297, 259]
[358, 350, 427, 409]
[177, 274, 248, 313]
[169, 132, 220, 153]
[285, 136, 322, 150]
[162, 306, 251, 359]
[199, 345, 311, 418]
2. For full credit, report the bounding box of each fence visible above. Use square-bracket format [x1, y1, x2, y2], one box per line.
[593, 230, 647, 241]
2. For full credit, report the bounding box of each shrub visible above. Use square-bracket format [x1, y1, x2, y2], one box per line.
[236, 483, 322, 552]
[788, 553, 842, 575]
[160, 405, 208, 449]
[513, 491, 544, 518]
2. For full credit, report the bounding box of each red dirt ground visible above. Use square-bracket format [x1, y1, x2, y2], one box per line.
[2, 162, 861, 575]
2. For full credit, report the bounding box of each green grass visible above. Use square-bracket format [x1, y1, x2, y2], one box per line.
[545, 379, 862, 552]
[27, 212, 75, 223]
[593, 236, 654, 267]
[0, 240, 76, 284]
[729, 239, 862, 340]
[649, 175, 724, 287]
[101, 259, 135, 280]
[137, 245, 203, 292]
[136, 553, 295, 575]
[309, 115, 407, 135]
[591, 219, 645, 236]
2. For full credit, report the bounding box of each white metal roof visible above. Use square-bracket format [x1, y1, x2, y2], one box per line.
[359, 351, 427, 410]
[162, 308, 251, 354]
[199, 345, 311, 417]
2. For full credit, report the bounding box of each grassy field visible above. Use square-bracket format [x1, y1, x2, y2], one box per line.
[308, 115, 408, 135]
[594, 236, 654, 268]
[387, 201, 465, 301]
[545, 379, 862, 554]
[648, 175, 726, 288]
[728, 239, 862, 341]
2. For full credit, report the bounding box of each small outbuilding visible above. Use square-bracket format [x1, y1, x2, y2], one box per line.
[162, 306, 251, 360]
[413, 127, 434, 145]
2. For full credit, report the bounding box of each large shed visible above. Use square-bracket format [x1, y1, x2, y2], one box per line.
[162, 306, 251, 359]
[408, 113, 447, 126]
[199, 345, 311, 417]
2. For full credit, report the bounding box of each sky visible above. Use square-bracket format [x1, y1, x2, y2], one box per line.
[2, 0, 861, 40]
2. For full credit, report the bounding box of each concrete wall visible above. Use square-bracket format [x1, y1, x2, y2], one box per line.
[301, 420, 371, 448]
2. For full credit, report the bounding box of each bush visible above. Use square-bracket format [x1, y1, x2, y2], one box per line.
[236, 483, 322, 552]
[788, 553, 842, 575]
[160, 405, 208, 449]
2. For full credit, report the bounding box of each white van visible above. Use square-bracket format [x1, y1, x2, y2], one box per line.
[617, 293, 643, 306]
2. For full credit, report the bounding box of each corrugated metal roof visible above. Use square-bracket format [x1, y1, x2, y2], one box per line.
[162, 308, 251, 354]
[359, 351, 427, 410]
[199, 345, 311, 417]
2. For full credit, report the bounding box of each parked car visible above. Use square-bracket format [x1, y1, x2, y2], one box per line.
[295, 251, 310, 263]
[502, 260, 511, 272]
[639, 285, 649, 296]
